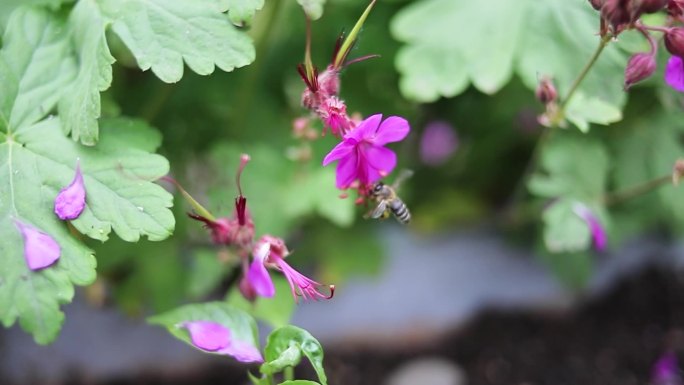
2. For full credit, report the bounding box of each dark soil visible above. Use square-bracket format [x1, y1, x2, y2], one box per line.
[27, 267, 684, 385]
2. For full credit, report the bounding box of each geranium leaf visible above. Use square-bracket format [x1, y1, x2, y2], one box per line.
[391, 0, 629, 128]
[57, 0, 115, 146]
[297, 0, 326, 20]
[0, 117, 173, 344]
[215, 0, 265, 26]
[102, 0, 255, 83]
[0, 0, 71, 30]
[262, 326, 327, 385]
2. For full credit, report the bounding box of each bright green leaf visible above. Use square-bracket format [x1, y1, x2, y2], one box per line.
[57, 0, 115, 146]
[102, 0, 255, 83]
[148, 302, 260, 355]
[0, 0, 71, 30]
[391, 0, 628, 127]
[216, 0, 265, 26]
[262, 326, 327, 385]
[565, 92, 623, 133]
[297, 0, 326, 20]
[226, 276, 295, 328]
[0, 117, 173, 344]
[0, 7, 76, 132]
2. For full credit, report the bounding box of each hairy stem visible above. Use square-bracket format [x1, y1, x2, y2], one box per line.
[603, 174, 672, 206]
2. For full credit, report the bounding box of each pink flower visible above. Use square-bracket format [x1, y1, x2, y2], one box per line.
[14, 220, 60, 270]
[54, 160, 86, 220]
[665, 55, 684, 92]
[652, 350, 681, 385]
[182, 321, 263, 363]
[572, 203, 607, 252]
[322, 114, 410, 189]
[247, 235, 334, 302]
[419, 121, 458, 166]
[320, 96, 353, 136]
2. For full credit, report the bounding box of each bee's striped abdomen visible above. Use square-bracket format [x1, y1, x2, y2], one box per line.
[389, 199, 411, 224]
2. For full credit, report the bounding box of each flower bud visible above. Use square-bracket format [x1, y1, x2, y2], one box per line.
[673, 158, 684, 186]
[668, 0, 684, 16]
[624, 52, 657, 89]
[602, 0, 633, 31]
[665, 28, 684, 58]
[535, 77, 558, 105]
[589, 0, 605, 10]
[639, 0, 668, 13]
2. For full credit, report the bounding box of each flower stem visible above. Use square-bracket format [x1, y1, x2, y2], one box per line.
[603, 174, 672, 206]
[284, 366, 295, 381]
[550, 34, 612, 126]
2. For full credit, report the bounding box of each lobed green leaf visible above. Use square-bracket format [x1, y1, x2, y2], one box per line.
[262, 326, 327, 385]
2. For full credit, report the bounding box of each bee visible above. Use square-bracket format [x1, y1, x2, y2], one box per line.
[368, 170, 413, 224]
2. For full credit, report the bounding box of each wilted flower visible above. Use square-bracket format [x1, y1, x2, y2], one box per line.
[323, 114, 410, 190]
[572, 203, 607, 251]
[320, 96, 353, 136]
[419, 121, 458, 166]
[624, 52, 657, 89]
[248, 235, 334, 302]
[652, 350, 682, 385]
[182, 321, 263, 363]
[665, 55, 684, 91]
[14, 220, 60, 270]
[54, 160, 86, 220]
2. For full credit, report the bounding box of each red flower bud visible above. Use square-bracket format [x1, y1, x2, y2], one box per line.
[639, 0, 668, 13]
[668, 0, 684, 16]
[535, 77, 558, 105]
[665, 28, 684, 58]
[602, 0, 635, 31]
[624, 52, 657, 89]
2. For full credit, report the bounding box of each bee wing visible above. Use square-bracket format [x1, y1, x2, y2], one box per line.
[370, 200, 388, 219]
[391, 169, 414, 191]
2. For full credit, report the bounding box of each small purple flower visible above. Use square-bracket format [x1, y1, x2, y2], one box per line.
[665, 55, 684, 92]
[572, 203, 607, 252]
[652, 350, 682, 385]
[323, 114, 410, 189]
[419, 121, 458, 166]
[249, 235, 334, 302]
[54, 161, 86, 220]
[182, 321, 263, 363]
[14, 220, 60, 270]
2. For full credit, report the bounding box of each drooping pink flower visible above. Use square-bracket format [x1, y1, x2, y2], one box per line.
[419, 121, 458, 166]
[248, 235, 334, 302]
[322, 114, 410, 189]
[182, 321, 263, 363]
[572, 203, 607, 251]
[320, 96, 353, 136]
[652, 350, 682, 385]
[54, 160, 86, 220]
[14, 220, 60, 270]
[665, 55, 684, 92]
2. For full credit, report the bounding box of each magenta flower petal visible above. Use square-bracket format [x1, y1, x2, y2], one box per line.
[335, 152, 359, 188]
[365, 146, 397, 176]
[665, 55, 684, 92]
[273, 257, 333, 302]
[419, 121, 458, 166]
[54, 161, 86, 220]
[218, 340, 264, 363]
[14, 221, 60, 270]
[349, 113, 382, 141]
[373, 116, 410, 145]
[184, 321, 231, 351]
[247, 242, 275, 297]
[652, 351, 680, 385]
[573, 203, 607, 251]
[322, 139, 356, 166]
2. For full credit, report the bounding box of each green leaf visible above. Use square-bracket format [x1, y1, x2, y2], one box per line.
[538, 249, 593, 290]
[57, 0, 115, 145]
[262, 326, 327, 385]
[0, 7, 76, 132]
[297, 0, 326, 20]
[284, 167, 355, 227]
[0, 117, 173, 344]
[248, 371, 271, 385]
[0, 0, 71, 30]
[542, 198, 592, 253]
[226, 276, 295, 328]
[279, 381, 321, 385]
[391, 0, 628, 127]
[216, 0, 265, 26]
[102, 0, 255, 83]
[148, 302, 260, 354]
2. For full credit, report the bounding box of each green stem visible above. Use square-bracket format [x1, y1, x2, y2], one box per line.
[284, 366, 295, 381]
[551, 34, 611, 126]
[603, 174, 671, 206]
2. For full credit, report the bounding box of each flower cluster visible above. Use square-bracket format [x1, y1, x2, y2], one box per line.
[14, 160, 87, 272]
[296, 1, 411, 198]
[587, 0, 684, 91]
[182, 154, 334, 303]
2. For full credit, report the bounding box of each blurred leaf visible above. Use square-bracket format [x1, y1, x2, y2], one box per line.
[262, 325, 327, 385]
[149, 302, 260, 354]
[391, 0, 628, 128]
[57, 0, 115, 145]
[226, 276, 295, 328]
[102, 0, 255, 83]
[565, 92, 623, 133]
[0, 0, 71, 30]
[284, 167, 355, 227]
[187, 249, 230, 299]
[297, 0, 326, 20]
[216, 0, 265, 26]
[542, 199, 591, 253]
[248, 372, 271, 385]
[538, 249, 593, 290]
[279, 381, 321, 385]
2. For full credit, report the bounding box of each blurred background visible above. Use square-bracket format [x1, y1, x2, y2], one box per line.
[3, 0, 684, 384]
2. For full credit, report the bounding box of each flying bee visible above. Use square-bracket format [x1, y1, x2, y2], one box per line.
[367, 170, 413, 224]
